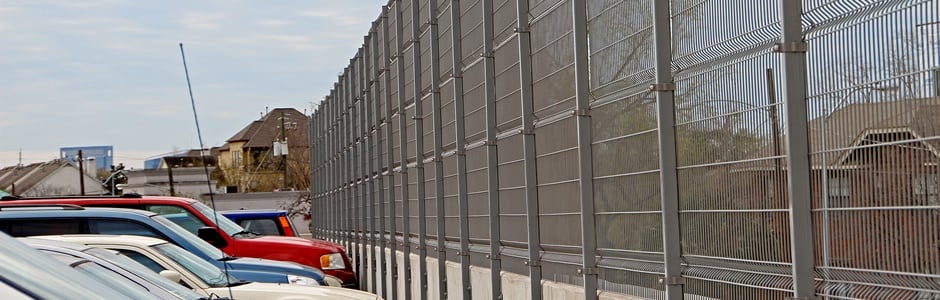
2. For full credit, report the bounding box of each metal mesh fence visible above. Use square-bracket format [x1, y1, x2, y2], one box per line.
[310, 0, 940, 299]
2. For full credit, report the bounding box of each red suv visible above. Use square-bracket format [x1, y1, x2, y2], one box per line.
[4, 194, 358, 288]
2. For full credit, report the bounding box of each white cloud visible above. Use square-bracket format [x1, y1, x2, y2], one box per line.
[258, 19, 289, 27]
[297, 10, 370, 26]
[53, 17, 118, 26]
[177, 13, 225, 31]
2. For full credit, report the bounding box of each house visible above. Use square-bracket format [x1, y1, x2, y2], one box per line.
[723, 96, 939, 298]
[121, 150, 218, 198]
[0, 159, 106, 196]
[217, 108, 310, 193]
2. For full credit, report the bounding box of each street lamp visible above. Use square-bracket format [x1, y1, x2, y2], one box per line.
[818, 83, 898, 297]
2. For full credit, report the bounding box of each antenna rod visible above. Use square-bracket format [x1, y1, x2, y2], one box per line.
[179, 42, 233, 297]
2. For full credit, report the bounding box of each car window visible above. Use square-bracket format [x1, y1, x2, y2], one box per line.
[145, 205, 208, 233]
[240, 219, 281, 235]
[190, 202, 244, 236]
[117, 249, 167, 273]
[0, 232, 128, 300]
[0, 219, 82, 236]
[88, 219, 163, 238]
[44, 253, 159, 300]
[83, 247, 204, 300]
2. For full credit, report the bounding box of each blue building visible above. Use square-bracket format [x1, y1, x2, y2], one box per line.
[60, 146, 113, 171]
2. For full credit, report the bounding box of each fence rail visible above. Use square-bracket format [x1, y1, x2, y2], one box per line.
[310, 0, 940, 299]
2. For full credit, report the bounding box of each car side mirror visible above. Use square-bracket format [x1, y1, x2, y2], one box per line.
[197, 226, 228, 248]
[159, 270, 182, 283]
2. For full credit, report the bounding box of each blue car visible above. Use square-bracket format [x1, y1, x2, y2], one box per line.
[0, 204, 327, 287]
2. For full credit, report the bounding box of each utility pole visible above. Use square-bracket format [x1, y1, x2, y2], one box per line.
[167, 159, 176, 196]
[281, 110, 289, 189]
[78, 150, 86, 196]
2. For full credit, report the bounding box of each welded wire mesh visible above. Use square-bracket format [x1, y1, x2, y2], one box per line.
[530, 0, 576, 119]
[309, 0, 940, 298]
[535, 116, 582, 252]
[807, 0, 940, 298]
[466, 145, 490, 243]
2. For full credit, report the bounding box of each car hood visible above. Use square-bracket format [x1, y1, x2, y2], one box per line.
[243, 236, 345, 252]
[209, 283, 379, 300]
[224, 257, 325, 282]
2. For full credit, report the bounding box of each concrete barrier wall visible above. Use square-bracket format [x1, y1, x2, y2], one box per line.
[352, 244, 651, 300]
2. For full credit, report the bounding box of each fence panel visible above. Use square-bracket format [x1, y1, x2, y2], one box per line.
[309, 0, 940, 299]
[806, 1, 940, 298]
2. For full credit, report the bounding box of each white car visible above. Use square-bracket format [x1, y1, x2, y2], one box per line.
[33, 234, 381, 300]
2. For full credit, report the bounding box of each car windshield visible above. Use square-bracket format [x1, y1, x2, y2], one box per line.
[83, 247, 204, 300]
[42, 252, 159, 300]
[152, 214, 227, 260]
[191, 202, 246, 237]
[0, 232, 127, 299]
[152, 242, 241, 288]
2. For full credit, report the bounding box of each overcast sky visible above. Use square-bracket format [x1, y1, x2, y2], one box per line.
[0, 0, 383, 169]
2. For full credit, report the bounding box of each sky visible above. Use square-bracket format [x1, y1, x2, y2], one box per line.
[0, 0, 384, 169]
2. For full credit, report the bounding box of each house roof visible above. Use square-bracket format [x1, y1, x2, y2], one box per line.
[0, 159, 98, 194]
[808, 97, 940, 166]
[223, 108, 310, 150]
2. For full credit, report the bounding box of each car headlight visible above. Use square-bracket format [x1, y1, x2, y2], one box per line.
[324, 275, 343, 287]
[319, 253, 346, 270]
[287, 275, 321, 286]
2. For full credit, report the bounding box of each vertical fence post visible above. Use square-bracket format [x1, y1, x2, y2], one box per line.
[360, 48, 371, 289]
[310, 111, 317, 238]
[428, 1, 448, 297]
[368, 27, 380, 294]
[352, 58, 363, 284]
[481, 0, 503, 298]
[778, 0, 815, 298]
[393, 1, 412, 298]
[410, 1, 428, 299]
[571, 1, 598, 299]
[364, 32, 376, 293]
[383, 3, 400, 297]
[345, 68, 354, 260]
[514, 0, 543, 298]
[446, 0, 472, 298]
[335, 93, 341, 245]
[376, 9, 390, 295]
[650, 0, 683, 299]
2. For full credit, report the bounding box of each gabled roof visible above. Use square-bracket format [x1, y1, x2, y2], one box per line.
[808, 97, 940, 166]
[223, 108, 310, 150]
[0, 159, 93, 194]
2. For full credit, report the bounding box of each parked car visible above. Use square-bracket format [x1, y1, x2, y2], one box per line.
[20, 237, 203, 300]
[0, 231, 129, 299]
[3, 194, 357, 288]
[0, 204, 327, 287]
[34, 234, 382, 300]
[220, 209, 300, 237]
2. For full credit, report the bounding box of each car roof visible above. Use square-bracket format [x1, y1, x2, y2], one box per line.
[18, 237, 97, 253]
[0, 194, 198, 205]
[0, 206, 159, 218]
[28, 234, 168, 247]
[220, 209, 286, 216]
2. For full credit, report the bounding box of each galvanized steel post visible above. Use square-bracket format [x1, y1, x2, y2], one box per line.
[409, 0, 428, 299]
[515, 0, 543, 298]
[428, 0, 448, 298]
[778, 0, 815, 298]
[448, 0, 472, 298]
[367, 27, 380, 294]
[650, 0, 683, 299]
[359, 48, 370, 287]
[375, 8, 390, 295]
[393, 1, 412, 299]
[571, 1, 598, 299]
[381, 4, 399, 298]
[480, 0, 503, 298]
